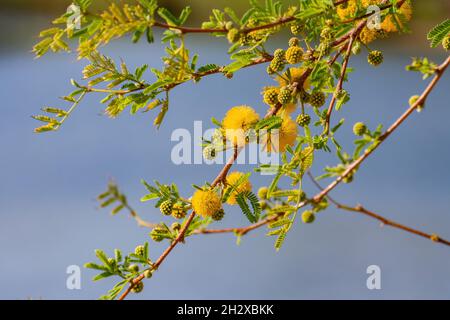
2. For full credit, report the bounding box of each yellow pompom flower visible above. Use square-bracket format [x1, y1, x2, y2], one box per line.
[360, 0, 383, 8]
[336, 0, 358, 21]
[381, 1, 412, 33]
[192, 189, 222, 217]
[225, 171, 252, 205]
[359, 26, 377, 44]
[222, 106, 260, 147]
[262, 116, 298, 153]
[277, 67, 310, 90]
[284, 103, 297, 114]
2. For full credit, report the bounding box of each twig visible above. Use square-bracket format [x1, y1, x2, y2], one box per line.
[313, 55, 450, 203]
[117, 81, 291, 300]
[193, 213, 282, 236]
[118, 211, 196, 300]
[307, 172, 450, 247]
[324, 21, 365, 135]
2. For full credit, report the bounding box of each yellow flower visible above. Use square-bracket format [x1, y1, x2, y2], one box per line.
[276, 67, 310, 90]
[262, 116, 298, 153]
[225, 171, 252, 205]
[222, 105, 260, 147]
[192, 189, 222, 217]
[336, 0, 358, 21]
[381, 1, 412, 33]
[359, 26, 377, 44]
[360, 0, 383, 8]
[284, 103, 297, 114]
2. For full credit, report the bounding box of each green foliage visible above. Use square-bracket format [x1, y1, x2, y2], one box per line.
[32, 0, 447, 299]
[427, 19, 450, 48]
[235, 191, 261, 223]
[406, 57, 438, 79]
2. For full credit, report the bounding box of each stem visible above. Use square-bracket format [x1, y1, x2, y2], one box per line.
[324, 21, 365, 135]
[313, 55, 450, 202]
[307, 172, 450, 247]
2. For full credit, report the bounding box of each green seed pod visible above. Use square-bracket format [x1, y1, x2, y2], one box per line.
[263, 87, 280, 106]
[367, 50, 383, 66]
[159, 200, 173, 216]
[285, 46, 303, 64]
[296, 114, 311, 127]
[171, 222, 181, 231]
[352, 42, 361, 55]
[288, 37, 299, 47]
[266, 65, 275, 75]
[225, 21, 233, 30]
[270, 57, 285, 72]
[443, 36, 450, 51]
[290, 23, 303, 35]
[301, 210, 315, 224]
[239, 33, 253, 46]
[278, 87, 292, 105]
[150, 226, 165, 242]
[376, 29, 388, 39]
[353, 122, 367, 136]
[273, 49, 285, 60]
[144, 270, 153, 279]
[317, 41, 331, 56]
[259, 200, 268, 210]
[212, 208, 225, 221]
[132, 281, 144, 293]
[409, 95, 424, 112]
[309, 91, 326, 108]
[258, 187, 268, 199]
[172, 203, 187, 219]
[134, 245, 145, 256]
[128, 264, 139, 273]
[335, 89, 348, 100]
[320, 27, 333, 39]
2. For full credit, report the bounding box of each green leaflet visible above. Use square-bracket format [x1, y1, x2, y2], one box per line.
[427, 19, 450, 48]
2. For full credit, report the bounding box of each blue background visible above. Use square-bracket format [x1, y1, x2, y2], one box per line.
[0, 13, 450, 299]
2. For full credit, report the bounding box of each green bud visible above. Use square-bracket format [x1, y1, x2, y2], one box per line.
[301, 210, 315, 224]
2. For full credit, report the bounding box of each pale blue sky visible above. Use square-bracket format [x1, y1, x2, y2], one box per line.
[1, 15, 450, 299]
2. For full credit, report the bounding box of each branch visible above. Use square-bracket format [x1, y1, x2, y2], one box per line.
[116, 12, 441, 300]
[313, 55, 450, 203]
[117, 93, 287, 300]
[118, 211, 196, 300]
[166, 55, 274, 91]
[324, 21, 365, 135]
[307, 172, 450, 247]
[193, 213, 282, 236]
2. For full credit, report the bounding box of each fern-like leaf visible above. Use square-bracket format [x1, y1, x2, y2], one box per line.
[427, 19, 450, 48]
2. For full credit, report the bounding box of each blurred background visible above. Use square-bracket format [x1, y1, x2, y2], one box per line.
[0, 0, 449, 300]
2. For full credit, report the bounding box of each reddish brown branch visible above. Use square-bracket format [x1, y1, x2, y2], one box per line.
[313, 55, 450, 203]
[118, 211, 196, 300]
[338, 204, 450, 246]
[324, 22, 365, 135]
[307, 172, 450, 247]
[193, 213, 282, 236]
